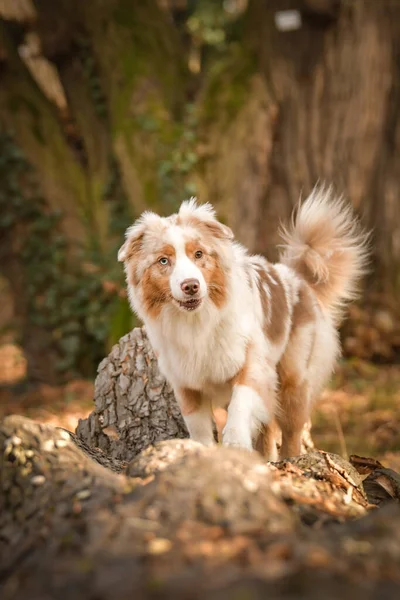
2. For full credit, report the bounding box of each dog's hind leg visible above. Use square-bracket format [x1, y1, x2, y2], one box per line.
[276, 373, 310, 458]
[256, 420, 280, 461]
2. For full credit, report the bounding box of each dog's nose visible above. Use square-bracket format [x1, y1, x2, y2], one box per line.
[181, 278, 200, 296]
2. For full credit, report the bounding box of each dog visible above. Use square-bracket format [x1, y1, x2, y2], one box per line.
[118, 186, 368, 459]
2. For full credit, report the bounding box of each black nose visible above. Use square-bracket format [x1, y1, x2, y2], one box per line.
[181, 278, 200, 296]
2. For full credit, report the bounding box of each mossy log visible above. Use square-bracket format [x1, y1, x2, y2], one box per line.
[2, 414, 400, 600]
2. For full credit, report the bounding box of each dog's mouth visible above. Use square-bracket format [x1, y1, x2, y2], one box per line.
[177, 298, 203, 312]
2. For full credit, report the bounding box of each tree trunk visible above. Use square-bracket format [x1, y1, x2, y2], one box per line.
[198, 0, 400, 284]
[2, 415, 400, 599]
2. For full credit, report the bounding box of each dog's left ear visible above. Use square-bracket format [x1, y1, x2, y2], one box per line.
[118, 210, 164, 262]
[117, 232, 143, 262]
[118, 221, 146, 263]
[179, 198, 234, 241]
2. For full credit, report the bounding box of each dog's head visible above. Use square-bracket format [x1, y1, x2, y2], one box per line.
[118, 199, 233, 319]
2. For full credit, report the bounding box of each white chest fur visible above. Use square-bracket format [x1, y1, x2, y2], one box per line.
[146, 304, 250, 391]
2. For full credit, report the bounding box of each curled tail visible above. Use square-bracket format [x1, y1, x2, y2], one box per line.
[280, 186, 370, 321]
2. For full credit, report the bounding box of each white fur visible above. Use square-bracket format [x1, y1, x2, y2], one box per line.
[184, 402, 215, 447]
[223, 385, 269, 450]
[165, 227, 207, 301]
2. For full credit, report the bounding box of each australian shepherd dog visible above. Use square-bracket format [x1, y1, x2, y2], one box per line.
[118, 187, 368, 460]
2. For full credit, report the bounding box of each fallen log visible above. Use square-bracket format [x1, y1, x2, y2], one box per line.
[2, 415, 400, 600]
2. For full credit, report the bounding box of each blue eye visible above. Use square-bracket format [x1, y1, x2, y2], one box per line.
[159, 257, 169, 266]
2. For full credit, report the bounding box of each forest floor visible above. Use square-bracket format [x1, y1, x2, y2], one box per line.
[0, 342, 399, 469]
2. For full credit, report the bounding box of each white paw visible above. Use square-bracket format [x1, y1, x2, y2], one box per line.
[222, 427, 253, 451]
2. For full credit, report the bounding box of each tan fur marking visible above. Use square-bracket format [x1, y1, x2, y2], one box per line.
[277, 363, 309, 458]
[256, 267, 270, 325]
[181, 214, 233, 241]
[141, 248, 175, 318]
[257, 420, 280, 459]
[184, 240, 201, 257]
[184, 240, 227, 308]
[157, 243, 176, 258]
[207, 255, 227, 308]
[256, 265, 288, 343]
[267, 267, 289, 343]
[124, 235, 145, 286]
[292, 284, 316, 330]
[123, 233, 144, 262]
[179, 388, 202, 416]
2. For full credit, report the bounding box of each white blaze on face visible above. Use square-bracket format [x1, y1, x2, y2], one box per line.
[166, 227, 207, 301]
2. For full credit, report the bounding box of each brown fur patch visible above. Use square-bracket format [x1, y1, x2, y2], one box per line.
[207, 254, 227, 308]
[184, 240, 202, 258]
[292, 283, 316, 330]
[181, 214, 233, 241]
[276, 366, 309, 458]
[141, 268, 171, 318]
[257, 420, 280, 458]
[140, 243, 176, 318]
[120, 233, 144, 263]
[184, 241, 228, 309]
[123, 235, 145, 286]
[156, 243, 176, 260]
[266, 267, 289, 343]
[178, 388, 202, 416]
[256, 265, 288, 343]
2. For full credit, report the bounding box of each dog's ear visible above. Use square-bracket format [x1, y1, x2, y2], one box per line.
[202, 219, 233, 241]
[118, 211, 162, 262]
[178, 197, 234, 241]
[117, 228, 144, 262]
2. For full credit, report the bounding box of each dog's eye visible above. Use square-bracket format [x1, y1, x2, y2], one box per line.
[194, 250, 203, 259]
[158, 257, 169, 266]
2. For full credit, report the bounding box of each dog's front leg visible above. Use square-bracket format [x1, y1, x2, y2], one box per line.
[222, 359, 277, 451]
[175, 388, 215, 447]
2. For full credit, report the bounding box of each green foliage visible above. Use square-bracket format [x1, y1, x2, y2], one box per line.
[200, 45, 256, 126]
[0, 129, 135, 379]
[187, 1, 228, 47]
[155, 102, 200, 210]
[77, 36, 108, 121]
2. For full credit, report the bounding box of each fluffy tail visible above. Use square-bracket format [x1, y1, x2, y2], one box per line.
[280, 186, 370, 321]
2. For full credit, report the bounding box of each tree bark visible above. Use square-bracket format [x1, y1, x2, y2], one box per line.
[76, 327, 189, 462]
[198, 0, 400, 286]
[2, 414, 400, 600]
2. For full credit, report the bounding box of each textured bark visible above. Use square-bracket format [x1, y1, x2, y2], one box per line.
[76, 327, 188, 462]
[2, 415, 400, 600]
[76, 327, 314, 462]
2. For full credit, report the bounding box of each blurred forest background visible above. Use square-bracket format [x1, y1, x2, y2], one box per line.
[0, 0, 399, 462]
